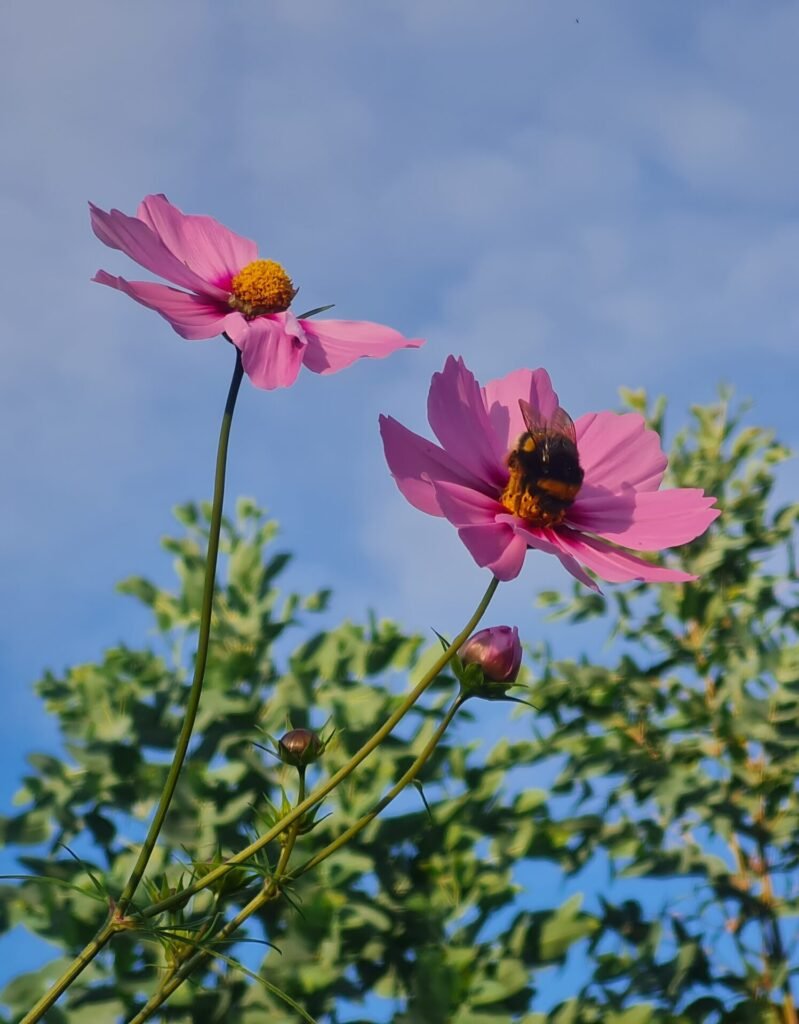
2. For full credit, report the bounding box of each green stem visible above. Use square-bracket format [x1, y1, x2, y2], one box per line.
[293, 692, 465, 881]
[139, 575, 500, 920]
[128, 772, 306, 1024]
[21, 923, 118, 1024]
[128, 695, 464, 1023]
[119, 348, 244, 913]
[21, 349, 245, 1024]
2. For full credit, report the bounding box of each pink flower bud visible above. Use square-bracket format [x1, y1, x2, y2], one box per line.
[459, 626, 522, 683]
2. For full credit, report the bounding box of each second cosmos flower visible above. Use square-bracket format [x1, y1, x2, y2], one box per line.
[380, 356, 719, 590]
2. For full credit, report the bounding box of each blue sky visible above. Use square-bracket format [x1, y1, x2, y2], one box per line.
[2, 0, 798, 1004]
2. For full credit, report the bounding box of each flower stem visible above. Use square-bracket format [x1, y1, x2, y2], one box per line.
[127, 773, 306, 1024]
[293, 692, 466, 881]
[119, 348, 244, 913]
[128, 696, 464, 1022]
[138, 575, 500, 920]
[21, 922, 118, 1024]
[21, 349, 245, 1024]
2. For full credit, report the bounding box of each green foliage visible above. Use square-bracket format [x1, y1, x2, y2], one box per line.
[527, 391, 799, 1022]
[1, 393, 798, 1023]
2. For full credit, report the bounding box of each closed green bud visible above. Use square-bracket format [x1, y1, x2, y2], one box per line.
[277, 727, 324, 767]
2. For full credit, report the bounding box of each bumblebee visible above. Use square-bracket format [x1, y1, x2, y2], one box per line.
[500, 399, 584, 527]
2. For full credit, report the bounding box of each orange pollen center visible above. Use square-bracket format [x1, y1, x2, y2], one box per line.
[500, 463, 570, 527]
[228, 259, 296, 317]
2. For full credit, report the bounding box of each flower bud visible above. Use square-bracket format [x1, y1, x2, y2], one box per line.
[459, 626, 522, 684]
[277, 728, 324, 767]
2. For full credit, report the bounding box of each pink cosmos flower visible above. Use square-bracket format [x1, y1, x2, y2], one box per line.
[380, 356, 719, 591]
[90, 195, 423, 390]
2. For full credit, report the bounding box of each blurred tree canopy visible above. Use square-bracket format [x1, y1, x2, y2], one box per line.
[1, 391, 798, 1024]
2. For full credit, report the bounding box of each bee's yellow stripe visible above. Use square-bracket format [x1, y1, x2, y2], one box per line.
[535, 478, 580, 501]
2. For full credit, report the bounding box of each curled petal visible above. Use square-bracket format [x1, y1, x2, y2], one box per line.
[567, 487, 720, 550]
[301, 319, 423, 375]
[227, 315, 306, 390]
[380, 416, 488, 517]
[457, 523, 528, 581]
[482, 367, 562, 452]
[430, 478, 506, 527]
[429, 483, 526, 580]
[552, 552, 602, 591]
[510, 519, 599, 591]
[93, 272, 236, 340]
[549, 528, 697, 584]
[427, 356, 507, 489]
[136, 194, 258, 287]
[576, 411, 667, 493]
[89, 203, 228, 300]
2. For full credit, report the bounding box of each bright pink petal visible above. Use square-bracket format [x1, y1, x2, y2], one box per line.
[482, 368, 562, 452]
[227, 314, 305, 390]
[89, 203, 228, 300]
[427, 357, 507, 490]
[136, 194, 257, 287]
[93, 271, 237, 340]
[509, 519, 600, 592]
[457, 523, 528, 581]
[430, 478, 506, 527]
[552, 552, 602, 591]
[566, 487, 720, 550]
[429, 480, 526, 581]
[380, 416, 489, 517]
[576, 412, 667, 494]
[548, 528, 697, 584]
[300, 319, 423, 375]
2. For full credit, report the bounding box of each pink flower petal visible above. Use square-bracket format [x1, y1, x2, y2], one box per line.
[508, 519, 599, 591]
[89, 203, 228, 300]
[136, 194, 258, 288]
[430, 478, 506, 527]
[379, 416, 489, 517]
[429, 481, 527, 581]
[575, 411, 667, 493]
[549, 528, 697, 583]
[427, 356, 507, 490]
[457, 523, 528, 581]
[566, 487, 720, 550]
[482, 368, 562, 452]
[553, 552, 602, 591]
[300, 319, 423, 375]
[227, 315, 306, 390]
[93, 271, 237, 340]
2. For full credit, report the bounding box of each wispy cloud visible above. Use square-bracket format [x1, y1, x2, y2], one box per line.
[2, 0, 797, 796]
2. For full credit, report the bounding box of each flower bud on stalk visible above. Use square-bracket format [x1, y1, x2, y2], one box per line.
[459, 626, 522, 684]
[277, 728, 325, 768]
[454, 625, 526, 703]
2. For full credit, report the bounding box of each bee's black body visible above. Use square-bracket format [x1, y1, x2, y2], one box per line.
[502, 402, 584, 526]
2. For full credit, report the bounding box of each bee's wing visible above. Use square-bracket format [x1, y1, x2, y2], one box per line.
[548, 406, 578, 444]
[518, 400, 577, 443]
[518, 399, 544, 434]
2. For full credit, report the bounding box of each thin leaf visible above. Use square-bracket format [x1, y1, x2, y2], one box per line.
[412, 779, 434, 822]
[56, 842, 107, 900]
[295, 303, 335, 319]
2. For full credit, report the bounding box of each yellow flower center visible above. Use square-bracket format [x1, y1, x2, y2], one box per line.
[228, 259, 296, 317]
